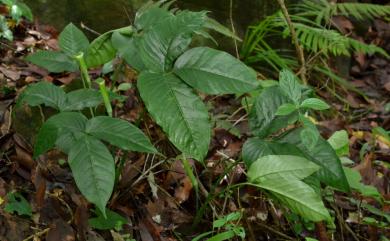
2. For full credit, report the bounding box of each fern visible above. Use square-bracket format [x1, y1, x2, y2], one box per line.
[292, 23, 389, 58]
[296, 0, 390, 24]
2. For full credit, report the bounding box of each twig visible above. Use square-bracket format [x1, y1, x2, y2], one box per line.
[255, 221, 296, 240]
[276, 0, 307, 85]
[80, 22, 101, 36]
[229, 0, 239, 58]
[22, 228, 50, 241]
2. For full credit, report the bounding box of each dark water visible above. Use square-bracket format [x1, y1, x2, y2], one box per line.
[24, 0, 279, 39]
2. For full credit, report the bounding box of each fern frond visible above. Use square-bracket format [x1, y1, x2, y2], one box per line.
[295, 0, 390, 24]
[292, 23, 389, 58]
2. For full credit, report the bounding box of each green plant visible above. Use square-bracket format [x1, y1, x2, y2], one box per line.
[22, 1, 259, 216]
[4, 191, 32, 217]
[243, 69, 350, 223]
[241, 0, 389, 89]
[0, 0, 32, 40]
[18, 81, 157, 216]
[192, 212, 245, 241]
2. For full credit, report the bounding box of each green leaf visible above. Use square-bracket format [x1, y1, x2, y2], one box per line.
[19, 81, 67, 110]
[88, 208, 127, 231]
[25, 50, 78, 73]
[247, 155, 319, 183]
[204, 17, 241, 41]
[299, 115, 321, 151]
[249, 86, 295, 138]
[136, 11, 207, 72]
[327, 130, 349, 157]
[242, 138, 307, 167]
[55, 131, 86, 154]
[343, 167, 381, 201]
[206, 230, 236, 241]
[278, 128, 350, 192]
[279, 69, 302, 104]
[14, 2, 32, 21]
[4, 192, 32, 217]
[111, 31, 146, 71]
[174, 47, 258, 94]
[33, 112, 88, 158]
[275, 103, 297, 116]
[85, 31, 118, 68]
[59, 23, 89, 56]
[248, 155, 330, 222]
[85, 116, 157, 153]
[300, 98, 330, 110]
[68, 135, 115, 217]
[63, 89, 102, 111]
[135, 6, 174, 31]
[138, 72, 210, 161]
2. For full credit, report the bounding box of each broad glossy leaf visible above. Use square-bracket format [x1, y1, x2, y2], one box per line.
[300, 98, 330, 110]
[249, 86, 295, 138]
[85, 31, 117, 67]
[248, 155, 330, 222]
[68, 135, 115, 216]
[19, 81, 67, 110]
[174, 47, 258, 94]
[26, 50, 78, 73]
[86, 116, 157, 153]
[63, 89, 102, 111]
[255, 177, 331, 222]
[59, 23, 89, 56]
[242, 138, 306, 167]
[138, 72, 210, 161]
[279, 69, 302, 104]
[33, 112, 88, 157]
[278, 127, 350, 192]
[247, 155, 319, 183]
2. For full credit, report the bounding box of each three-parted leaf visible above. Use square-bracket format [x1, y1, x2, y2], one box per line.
[278, 127, 350, 192]
[85, 116, 157, 153]
[34, 112, 88, 157]
[138, 72, 210, 161]
[174, 47, 258, 94]
[59, 23, 89, 56]
[25, 50, 78, 73]
[68, 135, 115, 217]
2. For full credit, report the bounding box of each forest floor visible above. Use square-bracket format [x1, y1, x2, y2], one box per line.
[0, 11, 390, 241]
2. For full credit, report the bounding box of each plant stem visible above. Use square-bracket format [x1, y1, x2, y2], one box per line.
[96, 78, 113, 117]
[276, 0, 307, 85]
[75, 52, 92, 88]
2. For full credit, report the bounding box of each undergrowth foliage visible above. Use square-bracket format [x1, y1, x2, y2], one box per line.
[17, 0, 388, 237]
[241, 0, 390, 79]
[21, 1, 258, 215]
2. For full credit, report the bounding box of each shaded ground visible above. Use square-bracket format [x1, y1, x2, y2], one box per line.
[0, 5, 390, 241]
